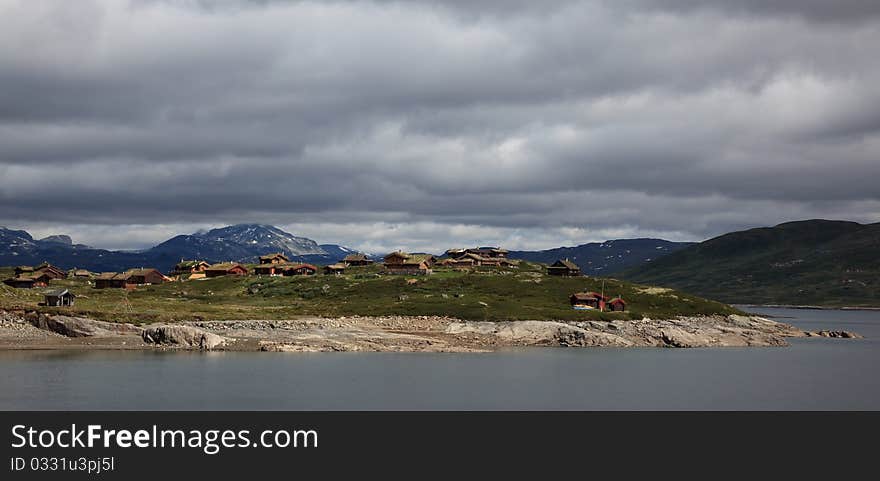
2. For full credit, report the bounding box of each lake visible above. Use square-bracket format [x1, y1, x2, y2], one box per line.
[1, 307, 878, 410]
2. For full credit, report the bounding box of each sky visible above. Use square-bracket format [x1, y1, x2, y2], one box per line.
[1, 0, 879, 252]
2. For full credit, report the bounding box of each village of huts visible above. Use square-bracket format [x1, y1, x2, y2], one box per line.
[2, 248, 625, 312]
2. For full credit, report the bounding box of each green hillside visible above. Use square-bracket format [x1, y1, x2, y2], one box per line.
[0, 262, 740, 324]
[621, 220, 880, 306]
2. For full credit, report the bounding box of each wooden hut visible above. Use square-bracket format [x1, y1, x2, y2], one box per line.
[466, 247, 509, 259]
[94, 272, 124, 289]
[342, 253, 374, 267]
[548, 259, 581, 277]
[72, 269, 94, 278]
[14, 266, 34, 277]
[171, 260, 210, 276]
[124, 269, 169, 286]
[3, 273, 51, 289]
[281, 264, 317, 276]
[94, 269, 168, 289]
[608, 298, 627, 312]
[34, 263, 67, 279]
[324, 263, 346, 275]
[259, 253, 289, 265]
[253, 264, 281, 276]
[570, 292, 608, 311]
[383, 252, 434, 275]
[44, 289, 75, 307]
[205, 263, 249, 278]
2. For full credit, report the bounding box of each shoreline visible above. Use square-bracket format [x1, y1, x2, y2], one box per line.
[0, 309, 862, 352]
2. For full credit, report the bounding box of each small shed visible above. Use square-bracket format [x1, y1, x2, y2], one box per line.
[548, 259, 581, 277]
[45, 289, 75, 307]
[570, 292, 608, 310]
[324, 263, 346, 275]
[608, 298, 627, 312]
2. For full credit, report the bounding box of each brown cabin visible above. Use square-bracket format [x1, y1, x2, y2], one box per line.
[94, 269, 168, 289]
[253, 264, 281, 276]
[94, 272, 124, 289]
[14, 266, 34, 277]
[205, 263, 249, 278]
[171, 260, 210, 276]
[72, 269, 93, 278]
[608, 298, 627, 312]
[467, 247, 509, 259]
[342, 253, 374, 267]
[324, 263, 346, 275]
[125, 268, 168, 285]
[570, 292, 608, 310]
[548, 259, 581, 277]
[282, 264, 317, 276]
[384, 252, 434, 275]
[44, 289, 75, 307]
[34, 263, 67, 280]
[3, 272, 52, 289]
[259, 253, 289, 265]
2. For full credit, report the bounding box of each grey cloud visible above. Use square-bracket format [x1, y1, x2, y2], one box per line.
[1, 0, 879, 250]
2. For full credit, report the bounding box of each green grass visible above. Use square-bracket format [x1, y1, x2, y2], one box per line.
[0, 262, 741, 324]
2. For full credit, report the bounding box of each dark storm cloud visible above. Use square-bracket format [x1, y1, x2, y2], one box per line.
[1, 0, 879, 251]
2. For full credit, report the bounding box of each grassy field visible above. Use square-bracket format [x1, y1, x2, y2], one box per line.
[0, 262, 741, 324]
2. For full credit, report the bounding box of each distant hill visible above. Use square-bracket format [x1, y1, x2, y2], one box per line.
[509, 239, 693, 275]
[0, 224, 360, 273]
[621, 220, 880, 307]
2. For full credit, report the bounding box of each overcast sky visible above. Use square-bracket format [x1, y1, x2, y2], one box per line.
[1, 0, 879, 252]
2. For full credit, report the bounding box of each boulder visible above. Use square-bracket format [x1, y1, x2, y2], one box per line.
[659, 327, 708, 348]
[26, 312, 140, 338]
[141, 325, 228, 350]
[807, 330, 864, 339]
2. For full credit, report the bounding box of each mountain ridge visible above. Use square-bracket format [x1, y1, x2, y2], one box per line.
[0, 224, 358, 273]
[620, 219, 880, 306]
[509, 238, 694, 275]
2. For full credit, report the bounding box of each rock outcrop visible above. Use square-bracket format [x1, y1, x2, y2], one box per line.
[25, 312, 140, 338]
[447, 314, 804, 348]
[141, 325, 229, 350]
[806, 330, 864, 339]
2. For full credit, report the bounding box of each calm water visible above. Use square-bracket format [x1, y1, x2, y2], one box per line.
[1, 307, 878, 410]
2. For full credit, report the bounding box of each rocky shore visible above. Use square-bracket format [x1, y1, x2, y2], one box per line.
[0, 309, 863, 352]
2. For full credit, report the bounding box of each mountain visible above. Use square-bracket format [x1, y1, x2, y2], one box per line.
[509, 239, 694, 275]
[39, 235, 73, 245]
[621, 220, 880, 306]
[149, 224, 327, 261]
[0, 224, 361, 273]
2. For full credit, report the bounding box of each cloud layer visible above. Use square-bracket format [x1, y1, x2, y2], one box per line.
[2, 0, 879, 252]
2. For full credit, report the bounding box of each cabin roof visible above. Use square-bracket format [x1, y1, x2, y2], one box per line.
[44, 289, 72, 297]
[571, 291, 608, 301]
[175, 260, 208, 268]
[207, 263, 245, 270]
[551, 259, 580, 270]
[286, 263, 317, 270]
